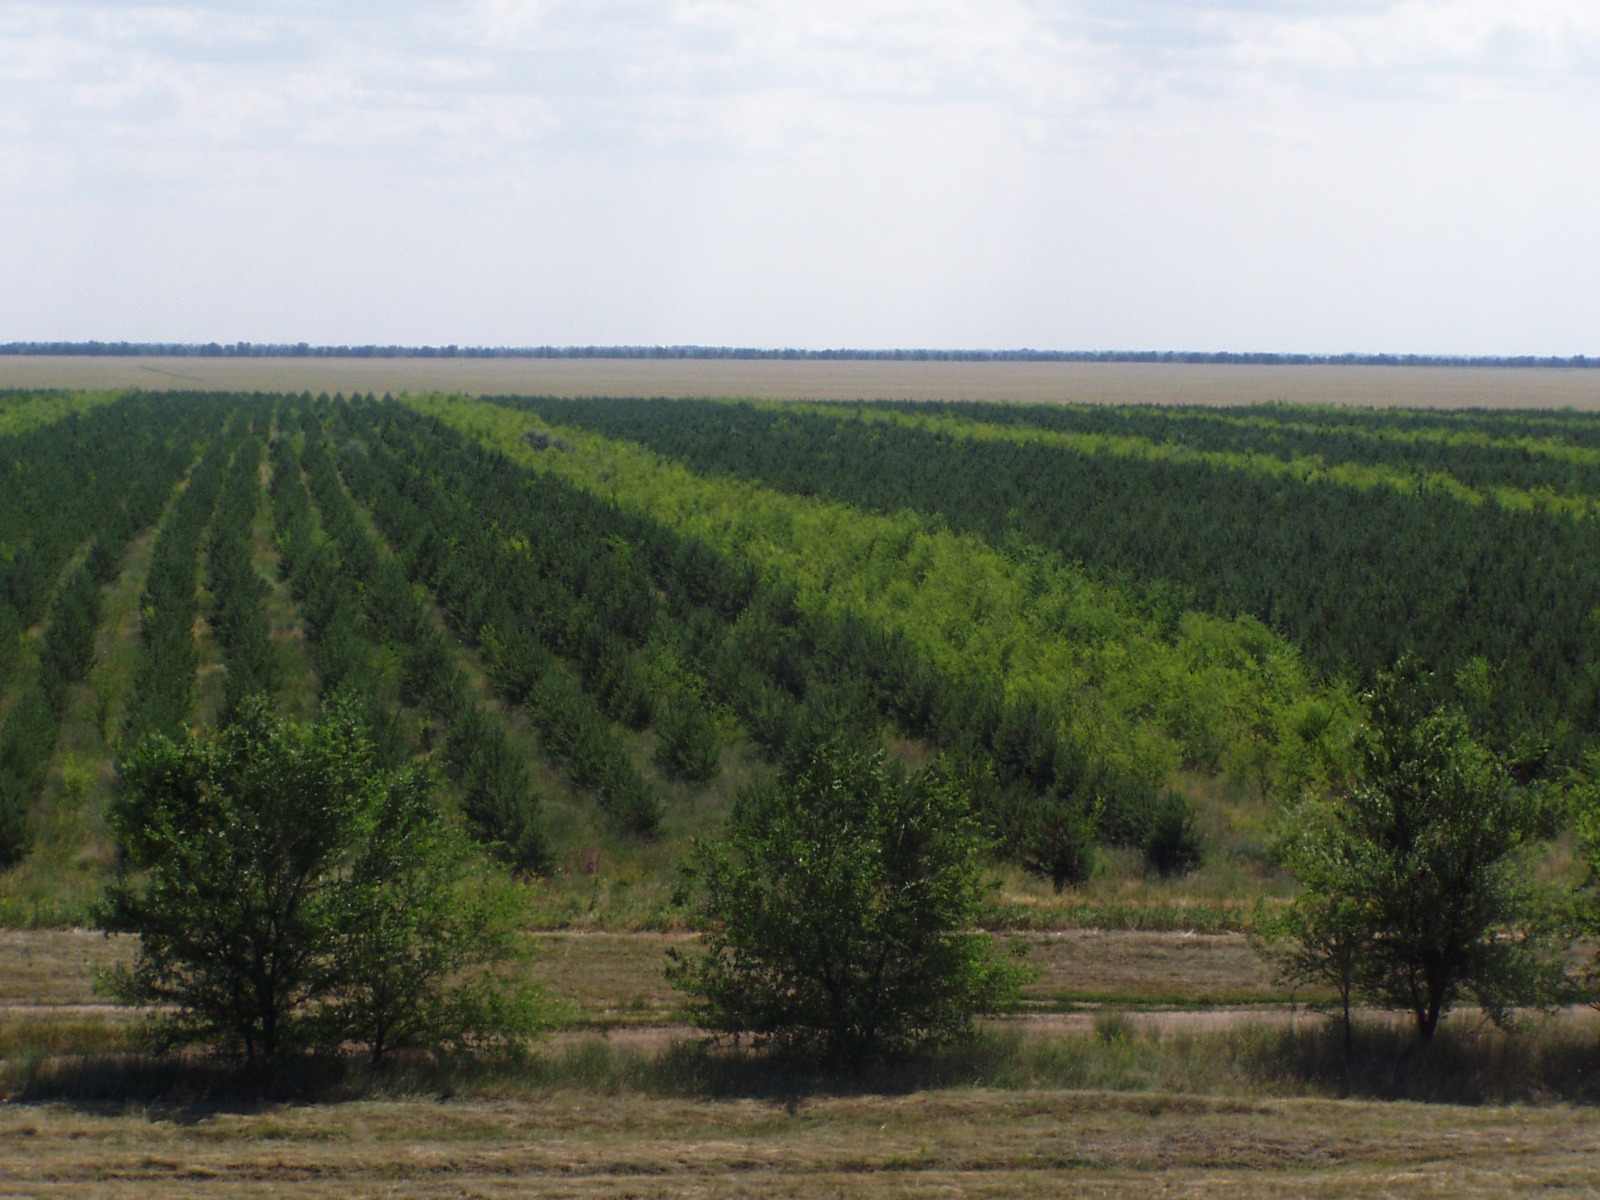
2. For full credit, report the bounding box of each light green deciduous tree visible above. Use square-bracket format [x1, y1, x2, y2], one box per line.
[1270, 668, 1564, 1046]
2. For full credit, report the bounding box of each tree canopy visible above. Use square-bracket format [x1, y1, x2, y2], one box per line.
[668, 743, 1027, 1066]
[1270, 668, 1565, 1044]
[102, 698, 542, 1062]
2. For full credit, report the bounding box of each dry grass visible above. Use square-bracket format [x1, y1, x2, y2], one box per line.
[0, 1083, 1594, 1197]
[3, 356, 1600, 409]
[0, 930, 129, 1005]
[1012, 930, 1278, 1007]
[2, 924, 1598, 1197]
[0, 927, 1292, 1022]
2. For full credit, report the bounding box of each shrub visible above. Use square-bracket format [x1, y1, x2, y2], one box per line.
[668, 743, 1028, 1066]
[102, 698, 544, 1062]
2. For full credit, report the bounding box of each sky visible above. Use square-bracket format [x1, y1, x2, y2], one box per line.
[2, 1, 1597, 354]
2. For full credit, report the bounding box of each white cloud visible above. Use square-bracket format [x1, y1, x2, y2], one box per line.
[5, 1, 1595, 176]
[0, 1, 1596, 351]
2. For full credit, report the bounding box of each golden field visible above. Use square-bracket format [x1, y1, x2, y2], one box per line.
[3, 355, 1600, 408]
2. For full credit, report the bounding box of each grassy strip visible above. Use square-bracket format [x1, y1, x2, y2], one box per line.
[964, 399, 1600, 472]
[8, 1016, 1600, 1107]
[403, 394, 1346, 787]
[0, 389, 122, 438]
[987, 901, 1263, 934]
[781, 401, 1600, 517]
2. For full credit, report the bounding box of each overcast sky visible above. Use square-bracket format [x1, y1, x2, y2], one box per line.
[2, 1, 1596, 354]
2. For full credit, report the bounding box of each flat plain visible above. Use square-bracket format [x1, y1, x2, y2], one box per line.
[3, 1090, 1597, 1199]
[4, 355, 1600, 408]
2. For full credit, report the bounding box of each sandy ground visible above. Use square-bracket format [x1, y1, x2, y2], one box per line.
[4, 356, 1600, 408]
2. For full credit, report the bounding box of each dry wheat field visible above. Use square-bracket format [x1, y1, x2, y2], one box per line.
[4, 354, 1600, 408]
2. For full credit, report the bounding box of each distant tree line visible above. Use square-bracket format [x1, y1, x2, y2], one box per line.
[1, 342, 1594, 368]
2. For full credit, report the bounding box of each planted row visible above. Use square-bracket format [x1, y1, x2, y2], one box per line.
[205, 434, 279, 721]
[290, 418, 551, 871]
[516, 396, 1592, 761]
[329, 414, 663, 838]
[363, 399, 1204, 878]
[124, 426, 240, 742]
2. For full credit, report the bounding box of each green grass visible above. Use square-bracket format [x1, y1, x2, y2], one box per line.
[10, 1015, 1600, 1107]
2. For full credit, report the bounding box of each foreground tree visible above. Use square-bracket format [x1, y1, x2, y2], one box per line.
[1270, 668, 1563, 1045]
[1263, 805, 1376, 1055]
[103, 698, 541, 1062]
[1575, 783, 1600, 1009]
[667, 744, 1027, 1066]
[321, 793, 544, 1062]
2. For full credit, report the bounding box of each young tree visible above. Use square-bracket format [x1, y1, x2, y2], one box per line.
[993, 780, 1099, 892]
[323, 801, 545, 1061]
[103, 698, 540, 1062]
[667, 743, 1027, 1066]
[1269, 668, 1564, 1046]
[1572, 780, 1600, 1010]
[1261, 804, 1372, 1055]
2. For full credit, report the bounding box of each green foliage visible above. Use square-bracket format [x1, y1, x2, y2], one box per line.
[1258, 804, 1373, 1053]
[292, 421, 552, 868]
[102, 698, 542, 1062]
[0, 395, 212, 860]
[390, 396, 1219, 869]
[518, 394, 1600, 762]
[482, 394, 1335, 789]
[124, 424, 238, 742]
[321, 787, 546, 1061]
[206, 437, 279, 721]
[1268, 666, 1566, 1045]
[992, 780, 1099, 892]
[653, 691, 722, 782]
[667, 744, 1028, 1066]
[0, 690, 56, 864]
[330, 412, 658, 839]
[36, 565, 100, 712]
[1138, 791, 1206, 879]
